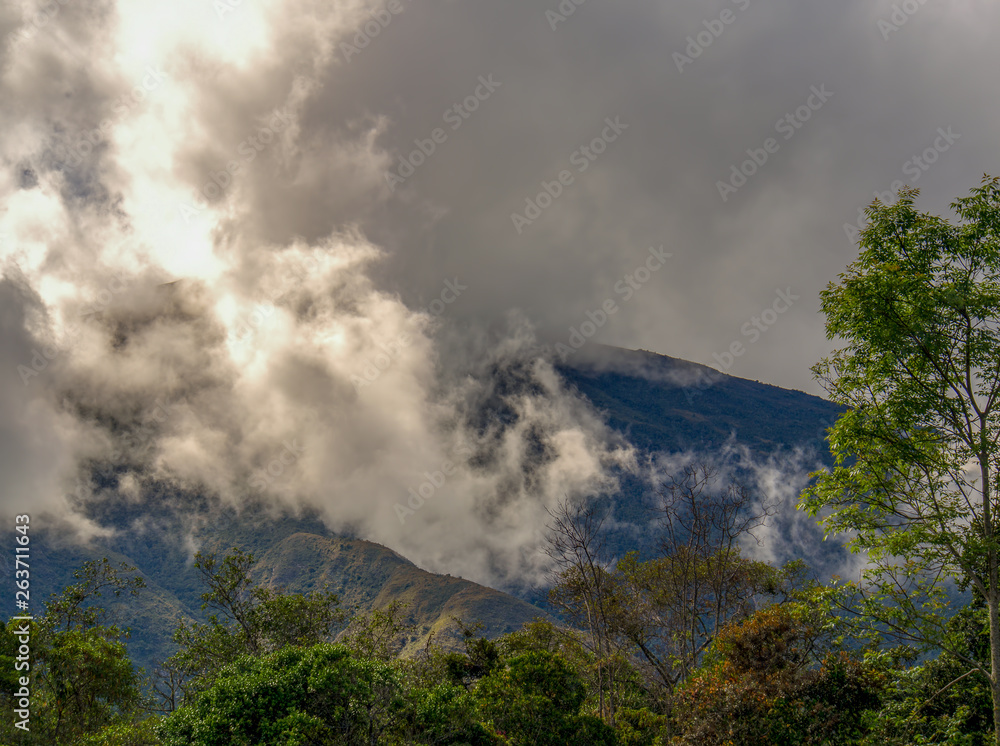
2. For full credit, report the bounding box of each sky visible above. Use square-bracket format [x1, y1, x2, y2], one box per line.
[0, 0, 996, 587]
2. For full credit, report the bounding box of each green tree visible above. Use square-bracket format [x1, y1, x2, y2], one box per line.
[163, 546, 344, 700]
[547, 465, 790, 729]
[338, 600, 414, 662]
[435, 620, 503, 692]
[0, 560, 149, 746]
[800, 176, 1000, 741]
[158, 643, 482, 746]
[0, 618, 23, 697]
[78, 718, 163, 745]
[474, 650, 617, 746]
[607, 546, 797, 703]
[860, 603, 994, 746]
[492, 619, 666, 744]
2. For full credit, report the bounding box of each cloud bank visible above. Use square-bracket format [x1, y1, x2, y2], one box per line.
[1, 0, 993, 587]
[0, 0, 636, 587]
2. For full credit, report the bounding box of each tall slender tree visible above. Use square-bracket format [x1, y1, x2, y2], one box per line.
[545, 498, 621, 724]
[800, 176, 1000, 743]
[610, 463, 783, 698]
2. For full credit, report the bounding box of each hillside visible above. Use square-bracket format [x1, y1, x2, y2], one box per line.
[248, 531, 548, 653]
[33, 506, 550, 675]
[558, 345, 843, 460]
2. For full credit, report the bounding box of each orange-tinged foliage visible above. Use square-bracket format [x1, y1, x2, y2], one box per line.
[671, 604, 884, 745]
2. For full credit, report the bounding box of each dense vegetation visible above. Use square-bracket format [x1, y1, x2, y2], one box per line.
[0, 542, 993, 745]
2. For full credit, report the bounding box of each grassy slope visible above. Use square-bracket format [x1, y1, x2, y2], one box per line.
[250, 532, 547, 654]
[31, 518, 549, 675]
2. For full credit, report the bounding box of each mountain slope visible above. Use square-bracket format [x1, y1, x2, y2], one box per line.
[558, 345, 842, 460]
[249, 531, 546, 653]
[34, 508, 550, 675]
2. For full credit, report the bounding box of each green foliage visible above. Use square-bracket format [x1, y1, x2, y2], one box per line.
[610, 707, 670, 746]
[36, 629, 146, 741]
[166, 547, 344, 694]
[545, 468, 810, 730]
[435, 621, 503, 691]
[159, 644, 363, 745]
[78, 718, 163, 745]
[338, 600, 414, 661]
[398, 681, 494, 746]
[0, 560, 149, 746]
[474, 650, 618, 746]
[800, 175, 1000, 740]
[0, 620, 22, 696]
[26, 554, 1000, 744]
[491, 619, 660, 740]
[608, 548, 801, 693]
[42, 558, 147, 633]
[860, 605, 994, 746]
[861, 669, 983, 746]
[158, 643, 486, 746]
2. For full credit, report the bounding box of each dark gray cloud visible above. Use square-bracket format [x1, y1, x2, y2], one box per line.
[212, 0, 993, 396]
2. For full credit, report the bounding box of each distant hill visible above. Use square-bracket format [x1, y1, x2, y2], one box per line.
[32, 506, 550, 676]
[249, 531, 546, 654]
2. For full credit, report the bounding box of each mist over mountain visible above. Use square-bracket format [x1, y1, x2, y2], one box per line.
[14, 342, 853, 674]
